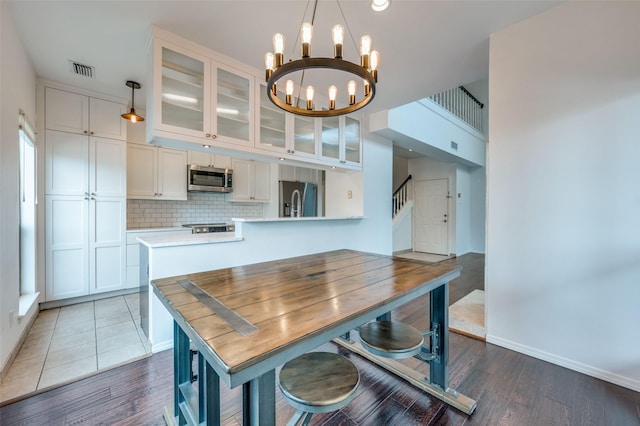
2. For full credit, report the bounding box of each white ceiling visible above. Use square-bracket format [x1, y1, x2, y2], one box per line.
[7, 0, 560, 115]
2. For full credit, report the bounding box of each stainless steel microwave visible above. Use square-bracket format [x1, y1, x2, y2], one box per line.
[187, 165, 233, 193]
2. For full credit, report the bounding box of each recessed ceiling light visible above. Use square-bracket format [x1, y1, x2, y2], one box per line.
[371, 0, 390, 12]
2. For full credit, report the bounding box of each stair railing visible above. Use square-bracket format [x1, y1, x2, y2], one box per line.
[429, 86, 484, 133]
[392, 175, 412, 218]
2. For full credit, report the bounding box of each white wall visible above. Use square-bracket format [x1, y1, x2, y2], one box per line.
[487, 2, 640, 391]
[0, 2, 38, 374]
[469, 166, 486, 253]
[455, 166, 471, 255]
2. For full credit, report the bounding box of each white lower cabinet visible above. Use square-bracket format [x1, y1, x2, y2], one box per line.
[230, 159, 271, 202]
[127, 144, 187, 200]
[45, 195, 126, 301]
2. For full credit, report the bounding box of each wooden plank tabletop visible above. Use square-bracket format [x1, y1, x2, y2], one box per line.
[152, 249, 461, 379]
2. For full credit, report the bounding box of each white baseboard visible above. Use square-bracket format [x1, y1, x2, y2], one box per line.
[486, 334, 640, 392]
[152, 339, 173, 353]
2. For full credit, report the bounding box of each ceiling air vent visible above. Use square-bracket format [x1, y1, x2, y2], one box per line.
[451, 141, 458, 150]
[69, 60, 95, 78]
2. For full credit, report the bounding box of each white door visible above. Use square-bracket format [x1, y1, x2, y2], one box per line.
[230, 159, 252, 201]
[45, 130, 89, 195]
[157, 148, 187, 200]
[45, 195, 89, 300]
[45, 88, 89, 134]
[90, 197, 126, 294]
[90, 137, 126, 197]
[414, 179, 449, 255]
[127, 144, 157, 198]
[252, 161, 271, 202]
[89, 98, 127, 140]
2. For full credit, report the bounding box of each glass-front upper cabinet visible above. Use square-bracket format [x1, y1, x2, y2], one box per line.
[319, 114, 362, 169]
[153, 38, 253, 146]
[319, 115, 340, 163]
[292, 112, 316, 159]
[156, 41, 210, 139]
[256, 84, 286, 151]
[343, 115, 362, 166]
[255, 87, 317, 159]
[214, 64, 253, 146]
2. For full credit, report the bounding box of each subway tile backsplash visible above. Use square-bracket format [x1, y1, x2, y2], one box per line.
[127, 192, 263, 229]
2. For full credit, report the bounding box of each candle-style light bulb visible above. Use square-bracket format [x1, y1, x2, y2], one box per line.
[332, 24, 344, 59]
[131, 115, 137, 123]
[264, 52, 274, 81]
[347, 80, 357, 105]
[285, 79, 294, 105]
[360, 35, 372, 68]
[301, 22, 313, 58]
[306, 85, 314, 110]
[370, 50, 379, 82]
[273, 33, 285, 67]
[328, 85, 337, 110]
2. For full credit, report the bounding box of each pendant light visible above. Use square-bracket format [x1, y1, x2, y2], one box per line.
[121, 80, 145, 123]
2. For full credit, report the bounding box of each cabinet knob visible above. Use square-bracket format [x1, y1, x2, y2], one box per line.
[211, 134, 217, 139]
[90, 131, 94, 135]
[205, 133, 211, 138]
[83, 130, 88, 134]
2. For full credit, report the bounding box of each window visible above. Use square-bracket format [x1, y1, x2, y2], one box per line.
[19, 110, 38, 310]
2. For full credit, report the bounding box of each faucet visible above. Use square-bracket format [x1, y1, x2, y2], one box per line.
[291, 189, 302, 217]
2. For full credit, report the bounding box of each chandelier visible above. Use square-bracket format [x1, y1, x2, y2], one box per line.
[264, 0, 379, 117]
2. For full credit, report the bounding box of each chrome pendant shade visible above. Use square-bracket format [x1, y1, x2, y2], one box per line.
[121, 80, 145, 122]
[264, 0, 379, 117]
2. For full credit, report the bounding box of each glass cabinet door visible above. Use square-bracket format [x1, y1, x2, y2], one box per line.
[257, 86, 286, 151]
[344, 116, 361, 165]
[292, 114, 316, 157]
[160, 45, 207, 135]
[320, 115, 340, 161]
[215, 65, 252, 145]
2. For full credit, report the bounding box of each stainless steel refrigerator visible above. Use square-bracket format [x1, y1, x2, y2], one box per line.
[279, 181, 317, 217]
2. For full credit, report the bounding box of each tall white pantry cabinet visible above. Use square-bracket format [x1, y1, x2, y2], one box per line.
[44, 86, 128, 301]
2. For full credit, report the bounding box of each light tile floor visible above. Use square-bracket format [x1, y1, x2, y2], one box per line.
[0, 293, 151, 405]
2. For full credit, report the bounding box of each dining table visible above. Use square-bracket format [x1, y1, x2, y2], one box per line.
[151, 249, 476, 425]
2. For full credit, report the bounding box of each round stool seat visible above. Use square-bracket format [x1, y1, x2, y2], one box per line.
[359, 320, 424, 359]
[278, 352, 359, 414]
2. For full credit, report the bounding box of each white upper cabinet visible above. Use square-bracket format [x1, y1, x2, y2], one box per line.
[319, 114, 362, 169]
[152, 38, 254, 148]
[148, 28, 361, 170]
[255, 84, 318, 161]
[127, 144, 187, 200]
[187, 151, 232, 169]
[230, 159, 271, 202]
[45, 87, 127, 140]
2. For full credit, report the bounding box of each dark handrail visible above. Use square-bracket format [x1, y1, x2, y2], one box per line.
[393, 175, 412, 196]
[458, 86, 484, 109]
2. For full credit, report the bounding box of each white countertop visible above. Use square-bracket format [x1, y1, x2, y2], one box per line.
[137, 231, 243, 248]
[127, 227, 188, 233]
[232, 216, 365, 223]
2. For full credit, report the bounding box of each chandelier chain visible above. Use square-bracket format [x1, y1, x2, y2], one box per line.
[335, 0, 360, 54]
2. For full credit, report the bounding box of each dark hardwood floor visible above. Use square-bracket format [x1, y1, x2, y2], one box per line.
[1, 254, 638, 425]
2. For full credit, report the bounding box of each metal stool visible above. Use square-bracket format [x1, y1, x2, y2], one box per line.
[278, 352, 360, 426]
[359, 320, 425, 359]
